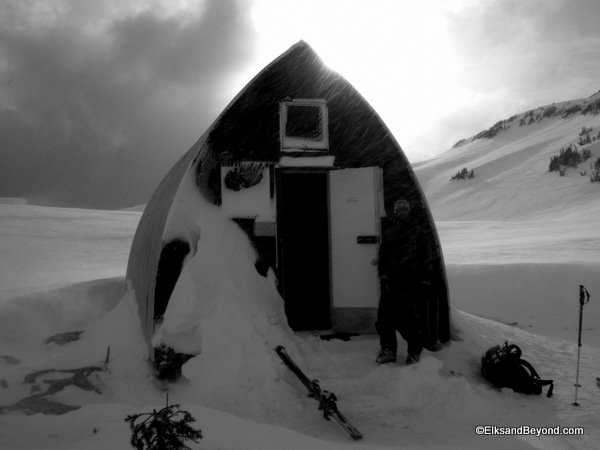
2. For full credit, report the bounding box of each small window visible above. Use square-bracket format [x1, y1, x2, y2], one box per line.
[280, 99, 328, 151]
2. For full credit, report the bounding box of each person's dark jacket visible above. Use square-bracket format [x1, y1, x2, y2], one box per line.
[378, 217, 432, 285]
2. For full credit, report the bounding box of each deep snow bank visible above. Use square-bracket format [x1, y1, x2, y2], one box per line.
[0, 278, 126, 353]
[151, 166, 303, 418]
[447, 263, 600, 344]
[0, 203, 139, 297]
[1, 236, 598, 448]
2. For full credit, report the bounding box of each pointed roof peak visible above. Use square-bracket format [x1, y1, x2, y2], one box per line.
[264, 40, 321, 71]
[290, 40, 315, 52]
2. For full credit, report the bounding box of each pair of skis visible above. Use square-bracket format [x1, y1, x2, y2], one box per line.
[275, 345, 363, 441]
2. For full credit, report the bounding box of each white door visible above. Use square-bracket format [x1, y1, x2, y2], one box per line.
[329, 166, 383, 309]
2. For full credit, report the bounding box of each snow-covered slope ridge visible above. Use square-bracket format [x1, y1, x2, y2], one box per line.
[415, 91, 600, 221]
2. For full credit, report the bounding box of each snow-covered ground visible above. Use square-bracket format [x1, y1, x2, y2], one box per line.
[1, 108, 599, 449]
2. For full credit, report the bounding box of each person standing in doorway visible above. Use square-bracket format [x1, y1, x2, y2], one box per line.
[375, 199, 431, 365]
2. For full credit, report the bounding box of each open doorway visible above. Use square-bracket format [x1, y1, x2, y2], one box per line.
[277, 170, 331, 330]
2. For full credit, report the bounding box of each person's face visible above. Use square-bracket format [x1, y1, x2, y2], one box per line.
[392, 202, 410, 221]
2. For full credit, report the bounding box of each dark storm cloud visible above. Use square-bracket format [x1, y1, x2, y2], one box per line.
[0, 0, 257, 208]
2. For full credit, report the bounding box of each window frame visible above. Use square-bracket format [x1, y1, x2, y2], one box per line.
[279, 99, 329, 152]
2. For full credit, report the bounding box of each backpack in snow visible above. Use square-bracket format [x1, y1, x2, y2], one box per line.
[481, 342, 554, 398]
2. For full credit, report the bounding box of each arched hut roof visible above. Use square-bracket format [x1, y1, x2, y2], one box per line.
[127, 41, 450, 345]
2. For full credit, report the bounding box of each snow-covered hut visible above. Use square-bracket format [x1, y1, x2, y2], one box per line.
[127, 41, 450, 352]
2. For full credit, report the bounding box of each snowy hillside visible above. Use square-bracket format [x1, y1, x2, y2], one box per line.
[415, 91, 600, 221]
[1, 94, 600, 449]
[413, 95, 600, 348]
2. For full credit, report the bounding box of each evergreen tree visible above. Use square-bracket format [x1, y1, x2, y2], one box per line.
[125, 396, 203, 450]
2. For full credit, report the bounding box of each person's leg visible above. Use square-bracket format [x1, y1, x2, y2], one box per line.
[375, 288, 398, 363]
[398, 289, 423, 363]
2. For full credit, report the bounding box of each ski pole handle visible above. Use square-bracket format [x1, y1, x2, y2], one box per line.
[579, 285, 590, 306]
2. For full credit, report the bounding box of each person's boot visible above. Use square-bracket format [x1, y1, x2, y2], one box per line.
[376, 348, 396, 364]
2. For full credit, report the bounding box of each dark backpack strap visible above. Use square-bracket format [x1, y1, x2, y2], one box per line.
[519, 359, 554, 398]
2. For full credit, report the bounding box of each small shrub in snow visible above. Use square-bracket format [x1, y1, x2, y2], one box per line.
[450, 168, 475, 181]
[153, 344, 194, 381]
[452, 138, 467, 149]
[582, 98, 600, 115]
[548, 146, 583, 173]
[562, 104, 582, 117]
[590, 158, 600, 183]
[475, 121, 505, 139]
[542, 105, 557, 118]
[582, 149, 592, 161]
[578, 127, 594, 146]
[125, 397, 203, 450]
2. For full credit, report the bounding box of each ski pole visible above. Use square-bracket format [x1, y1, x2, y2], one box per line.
[573, 284, 590, 407]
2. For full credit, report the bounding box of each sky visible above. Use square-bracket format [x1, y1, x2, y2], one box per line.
[1, 0, 600, 208]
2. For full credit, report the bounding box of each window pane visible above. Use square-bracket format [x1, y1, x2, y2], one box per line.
[285, 105, 323, 140]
